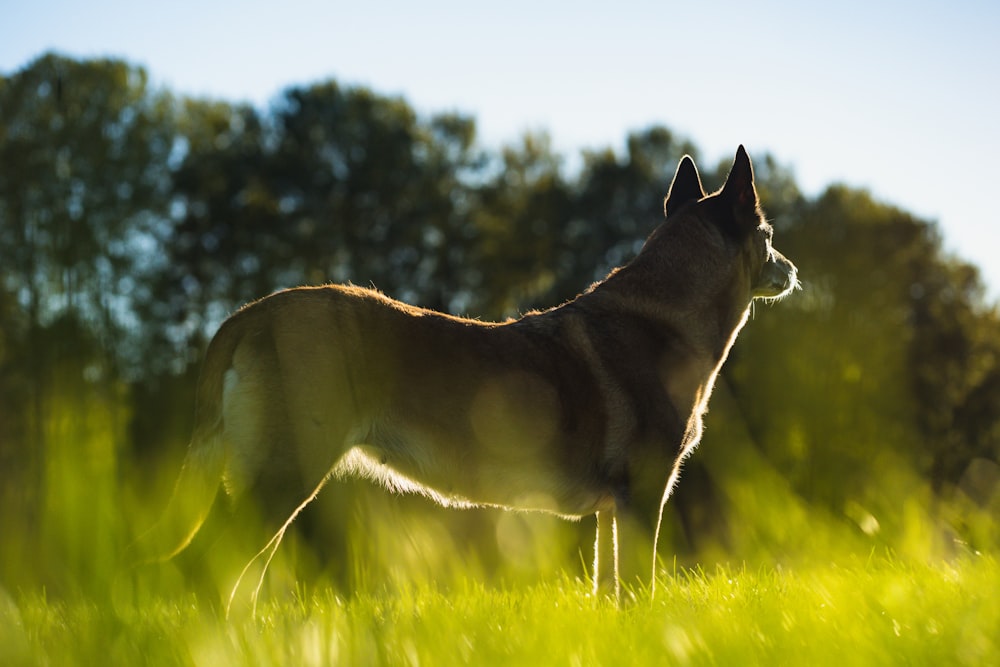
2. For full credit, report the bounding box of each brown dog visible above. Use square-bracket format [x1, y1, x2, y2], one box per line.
[135, 146, 797, 602]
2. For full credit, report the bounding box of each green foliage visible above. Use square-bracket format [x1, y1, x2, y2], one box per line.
[0, 53, 175, 369]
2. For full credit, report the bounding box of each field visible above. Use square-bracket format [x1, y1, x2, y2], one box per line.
[3, 389, 998, 666]
[3, 554, 996, 666]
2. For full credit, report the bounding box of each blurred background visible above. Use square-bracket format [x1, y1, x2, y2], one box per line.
[1, 2, 998, 599]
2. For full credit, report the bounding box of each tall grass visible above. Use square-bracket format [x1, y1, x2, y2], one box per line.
[3, 555, 996, 665]
[2, 386, 998, 665]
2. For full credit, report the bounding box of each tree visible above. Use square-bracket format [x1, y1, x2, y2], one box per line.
[156, 82, 491, 350]
[0, 54, 176, 530]
[0, 53, 176, 372]
[468, 132, 573, 316]
[268, 83, 486, 311]
[140, 99, 276, 373]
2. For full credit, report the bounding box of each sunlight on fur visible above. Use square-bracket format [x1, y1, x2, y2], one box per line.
[334, 447, 476, 509]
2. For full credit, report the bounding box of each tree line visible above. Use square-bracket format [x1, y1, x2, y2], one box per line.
[2, 53, 999, 589]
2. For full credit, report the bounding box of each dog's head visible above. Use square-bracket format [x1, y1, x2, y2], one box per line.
[660, 146, 798, 304]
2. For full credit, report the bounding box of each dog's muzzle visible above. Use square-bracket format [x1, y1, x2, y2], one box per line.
[754, 255, 798, 300]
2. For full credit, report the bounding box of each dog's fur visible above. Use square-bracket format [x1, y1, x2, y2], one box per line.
[134, 146, 797, 602]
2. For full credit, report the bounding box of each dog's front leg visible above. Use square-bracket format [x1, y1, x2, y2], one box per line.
[609, 506, 659, 603]
[593, 462, 668, 602]
[593, 507, 658, 604]
[593, 510, 619, 600]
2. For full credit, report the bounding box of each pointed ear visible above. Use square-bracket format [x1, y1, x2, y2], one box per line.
[721, 145, 760, 214]
[664, 155, 705, 217]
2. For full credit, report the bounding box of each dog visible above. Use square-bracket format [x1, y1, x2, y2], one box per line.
[133, 146, 797, 603]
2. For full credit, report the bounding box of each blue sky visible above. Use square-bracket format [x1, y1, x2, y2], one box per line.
[4, 0, 999, 299]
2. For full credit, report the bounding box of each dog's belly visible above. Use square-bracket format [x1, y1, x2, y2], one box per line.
[346, 416, 608, 518]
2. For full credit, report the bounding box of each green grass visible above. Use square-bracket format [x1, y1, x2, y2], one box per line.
[3, 555, 997, 666]
[4, 395, 997, 665]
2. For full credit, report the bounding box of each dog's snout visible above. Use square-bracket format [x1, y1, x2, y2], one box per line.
[754, 253, 798, 300]
[782, 258, 798, 289]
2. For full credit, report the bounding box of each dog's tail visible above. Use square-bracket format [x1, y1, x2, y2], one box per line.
[126, 321, 242, 567]
[127, 429, 225, 566]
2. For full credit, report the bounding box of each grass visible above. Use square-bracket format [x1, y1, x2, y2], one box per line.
[4, 391, 997, 665]
[3, 554, 997, 666]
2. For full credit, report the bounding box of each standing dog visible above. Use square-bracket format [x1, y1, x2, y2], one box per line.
[134, 146, 797, 602]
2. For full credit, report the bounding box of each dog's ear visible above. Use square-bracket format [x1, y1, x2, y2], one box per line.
[664, 155, 705, 217]
[720, 145, 762, 231]
[721, 145, 759, 211]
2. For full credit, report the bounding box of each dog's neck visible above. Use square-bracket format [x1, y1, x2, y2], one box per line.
[580, 263, 752, 365]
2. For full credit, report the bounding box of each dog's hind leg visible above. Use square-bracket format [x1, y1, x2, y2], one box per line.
[226, 473, 333, 618]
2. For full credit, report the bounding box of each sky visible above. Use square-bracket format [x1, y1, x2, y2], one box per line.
[3, 0, 999, 300]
